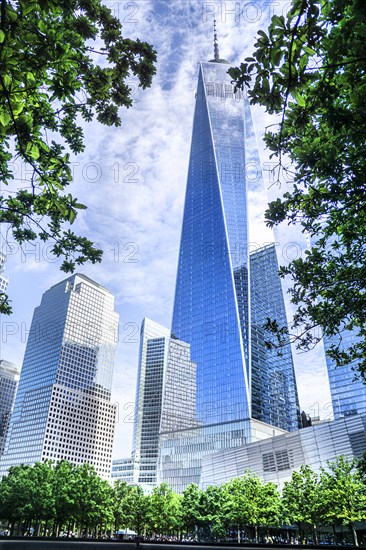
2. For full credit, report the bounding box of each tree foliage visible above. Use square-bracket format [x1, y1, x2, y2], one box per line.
[0, 457, 365, 541]
[0, 461, 115, 536]
[181, 483, 202, 536]
[122, 484, 148, 536]
[229, 0, 366, 379]
[223, 473, 281, 543]
[321, 456, 366, 546]
[197, 484, 225, 541]
[0, 0, 156, 313]
[282, 465, 325, 544]
[146, 482, 182, 536]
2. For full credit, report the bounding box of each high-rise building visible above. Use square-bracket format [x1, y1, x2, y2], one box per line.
[172, 58, 252, 428]
[307, 234, 365, 420]
[171, 56, 299, 432]
[250, 244, 301, 431]
[0, 253, 8, 294]
[0, 360, 20, 457]
[131, 318, 196, 488]
[111, 457, 136, 484]
[0, 257, 16, 458]
[132, 319, 171, 486]
[158, 41, 299, 491]
[160, 334, 198, 434]
[323, 331, 366, 419]
[0, 274, 119, 479]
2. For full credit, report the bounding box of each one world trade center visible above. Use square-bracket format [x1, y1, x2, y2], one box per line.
[159, 32, 300, 491]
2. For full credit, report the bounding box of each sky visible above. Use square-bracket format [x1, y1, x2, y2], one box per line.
[0, 0, 333, 459]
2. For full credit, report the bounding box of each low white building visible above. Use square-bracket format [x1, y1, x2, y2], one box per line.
[201, 413, 366, 489]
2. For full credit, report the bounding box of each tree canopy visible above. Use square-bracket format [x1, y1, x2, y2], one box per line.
[321, 456, 366, 547]
[282, 465, 325, 544]
[0, 458, 365, 542]
[0, 0, 156, 313]
[229, 0, 366, 379]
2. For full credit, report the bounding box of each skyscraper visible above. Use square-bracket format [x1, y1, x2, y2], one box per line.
[323, 331, 366, 419]
[0, 274, 119, 479]
[171, 56, 300, 429]
[250, 244, 300, 431]
[0, 253, 8, 295]
[0, 360, 20, 457]
[132, 318, 171, 486]
[172, 59, 251, 427]
[158, 41, 299, 491]
[0, 256, 17, 458]
[132, 318, 196, 488]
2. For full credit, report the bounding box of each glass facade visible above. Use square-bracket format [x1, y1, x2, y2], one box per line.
[159, 60, 300, 492]
[132, 319, 197, 488]
[0, 274, 119, 479]
[159, 420, 286, 493]
[111, 457, 135, 484]
[132, 319, 171, 486]
[0, 253, 8, 294]
[160, 335, 198, 434]
[171, 61, 299, 432]
[172, 62, 250, 427]
[250, 244, 301, 431]
[0, 360, 19, 457]
[323, 330, 366, 419]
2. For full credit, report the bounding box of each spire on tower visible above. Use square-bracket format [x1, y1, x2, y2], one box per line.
[209, 20, 229, 64]
[213, 19, 220, 62]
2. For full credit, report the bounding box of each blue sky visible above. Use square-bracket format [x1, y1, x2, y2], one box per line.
[1, 0, 332, 458]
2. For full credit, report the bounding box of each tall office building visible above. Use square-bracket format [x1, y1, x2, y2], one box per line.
[160, 334, 198, 434]
[0, 360, 20, 457]
[0, 256, 16, 457]
[172, 52, 300, 431]
[323, 331, 366, 419]
[159, 40, 299, 491]
[307, 234, 365, 420]
[132, 319, 171, 486]
[250, 244, 301, 431]
[132, 318, 196, 488]
[172, 59, 252, 427]
[0, 253, 8, 294]
[0, 274, 119, 479]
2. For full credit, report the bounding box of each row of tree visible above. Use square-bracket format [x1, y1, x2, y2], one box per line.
[0, 456, 366, 544]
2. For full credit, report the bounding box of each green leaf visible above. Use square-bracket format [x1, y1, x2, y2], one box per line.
[272, 15, 285, 29]
[292, 91, 306, 106]
[303, 45, 316, 55]
[29, 144, 40, 160]
[69, 209, 76, 224]
[2, 75, 11, 88]
[0, 112, 12, 126]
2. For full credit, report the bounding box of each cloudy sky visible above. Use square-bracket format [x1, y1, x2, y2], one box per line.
[1, 0, 332, 459]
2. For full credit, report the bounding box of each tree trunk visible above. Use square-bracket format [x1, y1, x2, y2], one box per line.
[255, 525, 258, 544]
[42, 521, 48, 536]
[350, 523, 358, 546]
[296, 523, 302, 544]
[237, 525, 240, 544]
[332, 524, 336, 544]
[313, 525, 318, 545]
